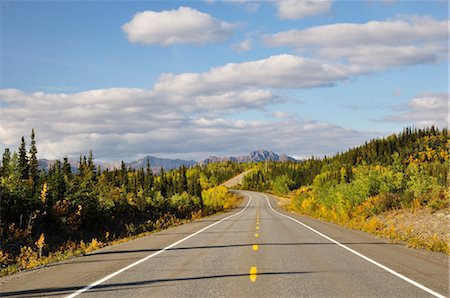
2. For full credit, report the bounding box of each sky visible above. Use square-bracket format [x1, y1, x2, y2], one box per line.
[0, 0, 448, 162]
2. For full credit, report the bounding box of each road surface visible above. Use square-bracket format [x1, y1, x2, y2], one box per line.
[221, 170, 251, 187]
[1, 190, 448, 297]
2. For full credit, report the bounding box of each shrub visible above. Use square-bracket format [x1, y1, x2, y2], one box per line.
[202, 186, 239, 213]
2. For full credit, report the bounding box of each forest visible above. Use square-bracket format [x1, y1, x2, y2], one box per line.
[0, 130, 244, 275]
[1, 126, 448, 275]
[241, 127, 449, 252]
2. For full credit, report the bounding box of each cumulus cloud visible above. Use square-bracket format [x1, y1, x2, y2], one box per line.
[264, 16, 448, 68]
[275, 0, 332, 19]
[122, 7, 235, 45]
[154, 54, 351, 96]
[0, 87, 370, 161]
[2, 52, 370, 161]
[384, 93, 448, 128]
[231, 38, 252, 52]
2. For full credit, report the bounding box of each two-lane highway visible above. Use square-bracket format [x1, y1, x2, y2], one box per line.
[1, 191, 448, 297]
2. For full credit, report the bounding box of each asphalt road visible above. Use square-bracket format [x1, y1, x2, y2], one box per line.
[1, 190, 448, 297]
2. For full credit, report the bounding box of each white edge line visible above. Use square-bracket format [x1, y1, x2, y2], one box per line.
[65, 195, 252, 298]
[263, 193, 446, 298]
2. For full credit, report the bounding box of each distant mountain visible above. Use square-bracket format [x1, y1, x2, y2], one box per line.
[128, 156, 196, 173]
[38, 159, 78, 173]
[38, 155, 196, 174]
[200, 150, 296, 165]
[38, 150, 294, 174]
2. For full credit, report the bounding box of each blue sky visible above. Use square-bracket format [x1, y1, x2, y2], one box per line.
[0, 0, 448, 161]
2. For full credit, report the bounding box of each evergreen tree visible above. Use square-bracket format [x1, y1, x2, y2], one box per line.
[1, 148, 11, 177]
[18, 136, 29, 180]
[179, 165, 187, 193]
[188, 173, 202, 198]
[120, 161, 127, 186]
[29, 129, 39, 188]
[145, 159, 154, 191]
[88, 150, 96, 177]
[78, 155, 84, 175]
[159, 167, 167, 197]
[62, 157, 72, 178]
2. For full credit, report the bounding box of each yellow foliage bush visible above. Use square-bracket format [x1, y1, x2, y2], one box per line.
[8, 224, 32, 242]
[86, 238, 101, 252]
[0, 250, 11, 265]
[202, 186, 240, 212]
[17, 246, 40, 270]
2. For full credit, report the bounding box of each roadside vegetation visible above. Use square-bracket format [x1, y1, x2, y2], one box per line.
[0, 132, 243, 276]
[1, 126, 447, 276]
[240, 127, 449, 253]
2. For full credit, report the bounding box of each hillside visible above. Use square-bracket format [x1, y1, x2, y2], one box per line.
[240, 127, 449, 253]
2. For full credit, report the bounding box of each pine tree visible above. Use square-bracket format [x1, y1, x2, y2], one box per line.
[120, 161, 127, 186]
[1, 148, 11, 177]
[18, 136, 29, 180]
[179, 165, 187, 193]
[159, 167, 167, 197]
[62, 157, 72, 178]
[29, 129, 39, 188]
[88, 150, 95, 176]
[146, 159, 154, 191]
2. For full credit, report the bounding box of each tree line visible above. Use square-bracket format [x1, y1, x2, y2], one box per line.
[0, 131, 244, 274]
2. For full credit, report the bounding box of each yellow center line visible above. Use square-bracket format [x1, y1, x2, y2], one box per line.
[252, 244, 258, 251]
[255, 233, 259, 237]
[249, 266, 257, 282]
[256, 226, 259, 230]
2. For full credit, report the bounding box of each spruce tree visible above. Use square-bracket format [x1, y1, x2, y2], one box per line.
[179, 165, 187, 193]
[62, 157, 72, 178]
[145, 159, 153, 190]
[1, 148, 11, 177]
[18, 136, 29, 180]
[120, 161, 127, 186]
[88, 150, 95, 176]
[159, 167, 167, 197]
[29, 129, 39, 187]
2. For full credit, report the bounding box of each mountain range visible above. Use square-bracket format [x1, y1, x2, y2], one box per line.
[38, 150, 296, 173]
[199, 150, 295, 165]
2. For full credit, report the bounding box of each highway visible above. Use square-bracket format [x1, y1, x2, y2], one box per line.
[1, 190, 448, 297]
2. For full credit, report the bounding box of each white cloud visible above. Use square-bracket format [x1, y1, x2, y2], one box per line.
[154, 54, 351, 95]
[0, 88, 370, 161]
[122, 7, 235, 45]
[384, 93, 448, 128]
[265, 16, 448, 48]
[275, 0, 332, 20]
[264, 16, 448, 68]
[220, 0, 260, 12]
[231, 38, 252, 52]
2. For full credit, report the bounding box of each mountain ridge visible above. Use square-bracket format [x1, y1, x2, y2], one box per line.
[199, 149, 296, 165]
[38, 150, 296, 173]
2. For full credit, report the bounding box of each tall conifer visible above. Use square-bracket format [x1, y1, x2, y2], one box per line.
[29, 129, 39, 187]
[18, 136, 29, 180]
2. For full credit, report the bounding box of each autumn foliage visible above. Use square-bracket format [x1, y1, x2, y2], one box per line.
[0, 132, 243, 276]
